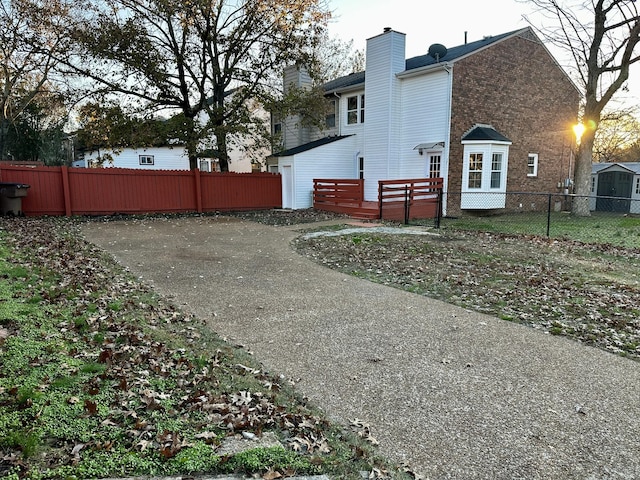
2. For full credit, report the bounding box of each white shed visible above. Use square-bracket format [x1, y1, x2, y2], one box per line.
[275, 135, 358, 209]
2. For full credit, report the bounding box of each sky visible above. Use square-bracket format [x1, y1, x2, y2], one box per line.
[326, 0, 640, 109]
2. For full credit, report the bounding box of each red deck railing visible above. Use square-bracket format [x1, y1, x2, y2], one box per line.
[378, 178, 443, 222]
[312, 177, 443, 221]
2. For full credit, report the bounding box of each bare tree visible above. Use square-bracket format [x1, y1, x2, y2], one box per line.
[0, 0, 74, 160]
[525, 0, 640, 215]
[68, 0, 330, 171]
[593, 108, 640, 162]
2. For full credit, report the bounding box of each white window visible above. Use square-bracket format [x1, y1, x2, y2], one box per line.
[347, 94, 364, 125]
[491, 153, 503, 188]
[429, 154, 441, 178]
[461, 143, 510, 209]
[527, 153, 538, 177]
[358, 157, 365, 179]
[139, 155, 154, 165]
[326, 100, 336, 128]
[468, 153, 483, 189]
[636, 177, 640, 194]
[592, 176, 596, 193]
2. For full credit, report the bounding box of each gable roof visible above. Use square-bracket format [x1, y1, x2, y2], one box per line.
[592, 162, 640, 175]
[461, 124, 512, 143]
[323, 28, 530, 93]
[272, 135, 353, 157]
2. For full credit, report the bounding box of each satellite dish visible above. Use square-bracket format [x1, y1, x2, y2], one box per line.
[428, 43, 448, 62]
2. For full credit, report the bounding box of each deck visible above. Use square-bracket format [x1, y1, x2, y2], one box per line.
[313, 178, 443, 222]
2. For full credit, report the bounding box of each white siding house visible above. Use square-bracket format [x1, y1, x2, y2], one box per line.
[80, 146, 189, 170]
[271, 26, 579, 212]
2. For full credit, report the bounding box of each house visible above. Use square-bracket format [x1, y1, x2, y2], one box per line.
[269, 27, 580, 212]
[75, 91, 270, 173]
[591, 162, 640, 213]
[75, 144, 258, 173]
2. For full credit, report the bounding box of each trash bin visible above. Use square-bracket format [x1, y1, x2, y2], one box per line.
[0, 182, 30, 216]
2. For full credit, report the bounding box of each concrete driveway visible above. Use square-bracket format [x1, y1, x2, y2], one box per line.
[82, 216, 640, 480]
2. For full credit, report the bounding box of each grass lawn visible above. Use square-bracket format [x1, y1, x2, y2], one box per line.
[440, 211, 640, 249]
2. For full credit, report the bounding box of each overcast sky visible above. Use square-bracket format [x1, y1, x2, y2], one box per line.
[326, 0, 640, 109]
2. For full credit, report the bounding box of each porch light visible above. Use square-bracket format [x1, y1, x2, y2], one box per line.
[573, 122, 585, 146]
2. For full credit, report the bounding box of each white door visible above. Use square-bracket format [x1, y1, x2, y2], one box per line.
[281, 165, 293, 209]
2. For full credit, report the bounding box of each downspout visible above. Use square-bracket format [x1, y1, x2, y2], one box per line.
[333, 92, 340, 136]
[442, 64, 453, 217]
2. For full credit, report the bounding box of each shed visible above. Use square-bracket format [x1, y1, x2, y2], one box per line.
[272, 135, 357, 209]
[590, 162, 640, 213]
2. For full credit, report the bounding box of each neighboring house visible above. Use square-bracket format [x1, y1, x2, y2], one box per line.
[76, 146, 190, 170]
[269, 27, 580, 211]
[75, 144, 258, 173]
[590, 162, 640, 214]
[75, 91, 270, 173]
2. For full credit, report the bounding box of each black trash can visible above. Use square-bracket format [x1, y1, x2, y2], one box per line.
[0, 182, 30, 216]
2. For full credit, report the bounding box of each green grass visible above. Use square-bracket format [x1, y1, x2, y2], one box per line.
[441, 211, 640, 248]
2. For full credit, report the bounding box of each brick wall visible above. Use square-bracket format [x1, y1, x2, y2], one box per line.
[448, 30, 580, 196]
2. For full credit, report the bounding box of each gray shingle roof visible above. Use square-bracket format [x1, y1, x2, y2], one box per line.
[271, 135, 353, 157]
[462, 125, 511, 143]
[322, 28, 528, 93]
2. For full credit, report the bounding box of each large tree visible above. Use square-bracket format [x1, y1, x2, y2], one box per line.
[0, 0, 73, 161]
[526, 0, 640, 215]
[69, 0, 330, 171]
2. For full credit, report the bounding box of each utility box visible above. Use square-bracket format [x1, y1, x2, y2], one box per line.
[0, 182, 30, 216]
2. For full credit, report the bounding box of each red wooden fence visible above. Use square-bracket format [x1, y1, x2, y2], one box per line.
[0, 165, 281, 216]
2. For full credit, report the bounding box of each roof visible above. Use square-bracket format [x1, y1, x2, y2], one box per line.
[461, 124, 512, 143]
[322, 28, 529, 93]
[405, 29, 526, 71]
[271, 135, 353, 157]
[592, 162, 640, 175]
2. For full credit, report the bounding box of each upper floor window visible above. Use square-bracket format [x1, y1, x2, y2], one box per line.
[326, 100, 336, 128]
[139, 155, 154, 165]
[527, 153, 538, 177]
[347, 94, 364, 125]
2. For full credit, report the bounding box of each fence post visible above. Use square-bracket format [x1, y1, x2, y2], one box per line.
[404, 186, 409, 225]
[546, 193, 552, 237]
[378, 181, 383, 220]
[61, 166, 72, 217]
[194, 168, 203, 213]
[435, 188, 443, 229]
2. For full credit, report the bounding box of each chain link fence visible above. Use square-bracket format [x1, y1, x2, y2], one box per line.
[428, 192, 640, 248]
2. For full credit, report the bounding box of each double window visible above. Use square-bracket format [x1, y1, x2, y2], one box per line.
[347, 94, 365, 125]
[139, 155, 154, 165]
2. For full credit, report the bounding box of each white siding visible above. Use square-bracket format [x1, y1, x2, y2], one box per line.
[398, 70, 450, 179]
[83, 147, 189, 170]
[279, 136, 358, 209]
[363, 30, 406, 201]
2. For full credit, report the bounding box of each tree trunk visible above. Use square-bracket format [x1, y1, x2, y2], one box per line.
[215, 129, 229, 173]
[572, 132, 596, 217]
[0, 118, 9, 161]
